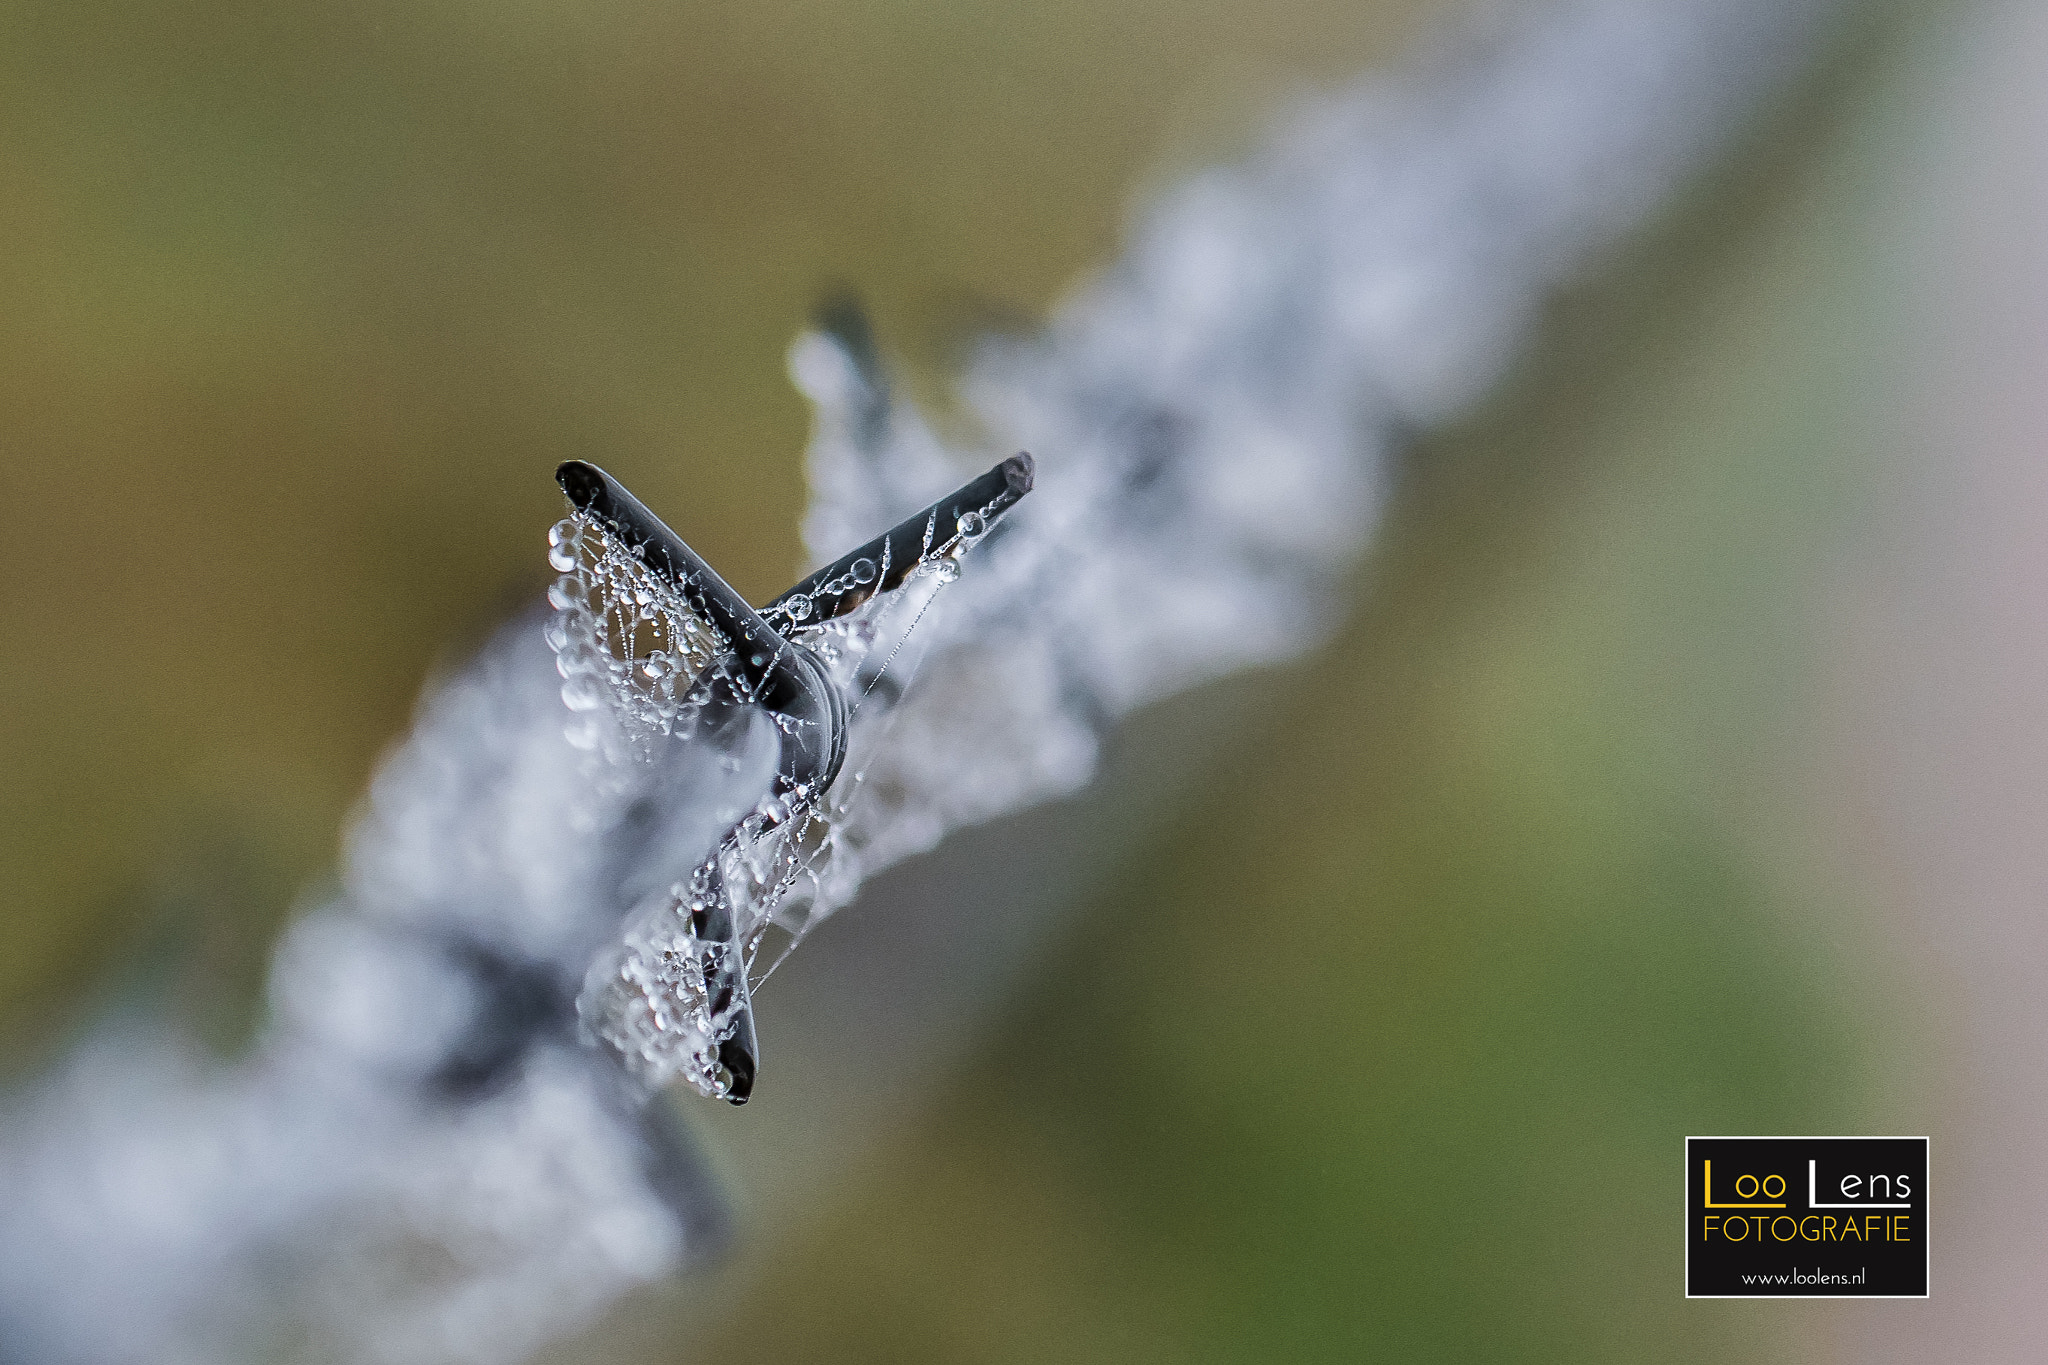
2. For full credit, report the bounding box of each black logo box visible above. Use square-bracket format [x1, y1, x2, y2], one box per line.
[1686, 1136, 1928, 1298]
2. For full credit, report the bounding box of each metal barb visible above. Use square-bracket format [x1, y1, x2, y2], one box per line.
[763, 452, 1034, 631]
[553, 455, 1032, 1104]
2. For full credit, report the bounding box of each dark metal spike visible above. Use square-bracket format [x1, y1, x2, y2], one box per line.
[556, 460, 844, 1106]
[551, 453, 1033, 1106]
[761, 453, 1033, 630]
[555, 461, 784, 694]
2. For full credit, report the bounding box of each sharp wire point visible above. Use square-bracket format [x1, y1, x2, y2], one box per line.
[547, 457, 1030, 1102]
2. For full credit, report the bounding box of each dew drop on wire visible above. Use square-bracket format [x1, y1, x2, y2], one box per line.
[561, 673, 607, 712]
[547, 576, 585, 612]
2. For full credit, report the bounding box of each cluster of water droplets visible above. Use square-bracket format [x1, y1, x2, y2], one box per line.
[583, 865, 750, 1098]
[551, 505, 978, 1097]
[544, 515, 731, 763]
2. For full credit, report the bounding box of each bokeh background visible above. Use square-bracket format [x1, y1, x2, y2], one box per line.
[6, 0, 2045, 1359]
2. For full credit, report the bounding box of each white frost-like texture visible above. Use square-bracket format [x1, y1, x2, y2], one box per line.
[0, 2, 1846, 1361]
[776, 0, 1842, 912]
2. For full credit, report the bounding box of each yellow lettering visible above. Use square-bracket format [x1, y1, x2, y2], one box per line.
[1703, 1160, 1784, 1208]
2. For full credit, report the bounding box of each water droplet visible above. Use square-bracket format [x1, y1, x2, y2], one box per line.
[548, 576, 587, 611]
[784, 593, 812, 621]
[554, 638, 598, 676]
[548, 518, 580, 548]
[564, 714, 603, 750]
[547, 543, 578, 572]
[561, 673, 608, 711]
[958, 510, 986, 538]
[851, 557, 878, 584]
[931, 557, 961, 584]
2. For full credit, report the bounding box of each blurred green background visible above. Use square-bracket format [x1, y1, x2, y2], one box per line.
[1, 0, 1951, 1361]
[0, 0, 1434, 1059]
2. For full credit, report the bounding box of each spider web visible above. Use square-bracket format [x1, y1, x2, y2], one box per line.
[544, 508, 968, 1096]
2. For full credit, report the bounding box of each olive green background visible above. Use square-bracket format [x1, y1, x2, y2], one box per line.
[0, 2, 1938, 1361]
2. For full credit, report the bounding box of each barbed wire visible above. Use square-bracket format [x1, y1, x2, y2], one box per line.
[0, 2, 1848, 1361]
